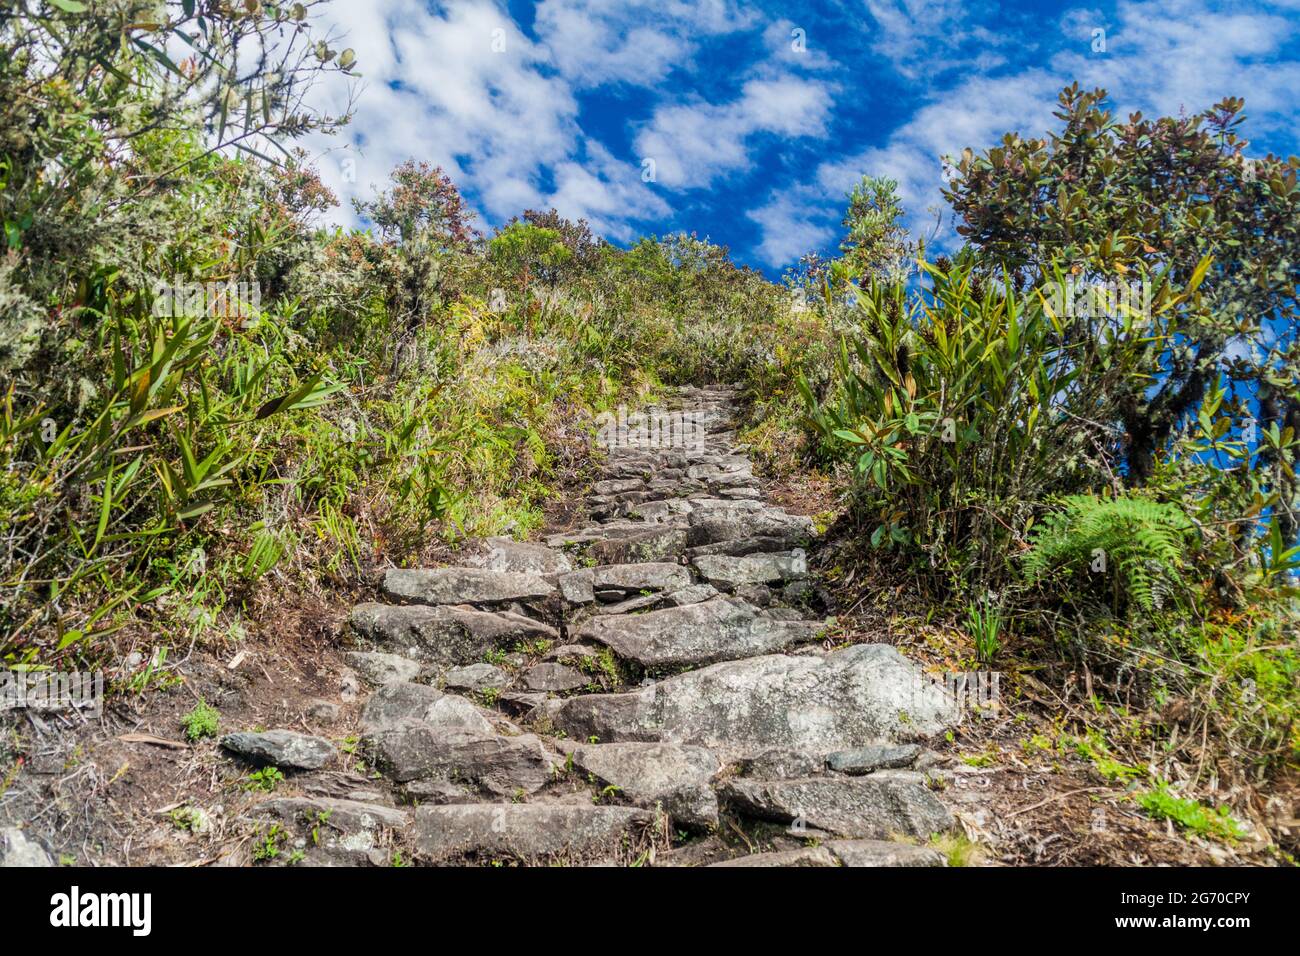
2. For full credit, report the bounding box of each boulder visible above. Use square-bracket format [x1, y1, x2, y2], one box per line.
[523, 663, 588, 693]
[364, 721, 557, 794]
[444, 663, 510, 694]
[547, 644, 957, 759]
[826, 744, 922, 774]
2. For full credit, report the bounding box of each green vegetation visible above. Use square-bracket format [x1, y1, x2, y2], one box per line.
[244, 767, 285, 793]
[0, 4, 821, 672]
[799, 85, 1299, 799]
[181, 699, 220, 742]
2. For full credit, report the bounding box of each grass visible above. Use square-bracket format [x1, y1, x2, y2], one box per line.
[181, 699, 220, 741]
[1135, 783, 1250, 842]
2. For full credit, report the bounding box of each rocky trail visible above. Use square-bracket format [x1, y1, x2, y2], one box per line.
[4, 387, 986, 867]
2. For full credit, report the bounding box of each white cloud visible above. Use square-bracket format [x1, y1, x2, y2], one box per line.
[533, 0, 754, 88]
[634, 76, 836, 189]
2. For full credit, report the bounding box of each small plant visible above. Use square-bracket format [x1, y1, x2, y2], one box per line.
[169, 806, 205, 832]
[965, 598, 1002, 664]
[1023, 494, 1193, 612]
[181, 699, 220, 741]
[1135, 783, 1249, 842]
[244, 766, 285, 793]
[252, 824, 285, 862]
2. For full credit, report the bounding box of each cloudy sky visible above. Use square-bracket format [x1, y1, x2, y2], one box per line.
[304, 0, 1300, 275]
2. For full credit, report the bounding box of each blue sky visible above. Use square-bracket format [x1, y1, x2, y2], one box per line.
[307, 0, 1300, 277]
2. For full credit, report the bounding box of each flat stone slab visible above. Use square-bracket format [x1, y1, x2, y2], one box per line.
[687, 507, 815, 547]
[575, 596, 823, 668]
[248, 796, 410, 832]
[350, 603, 557, 667]
[346, 651, 421, 685]
[545, 644, 957, 759]
[413, 804, 652, 861]
[591, 562, 692, 594]
[827, 744, 922, 774]
[382, 567, 556, 606]
[721, 773, 954, 839]
[365, 721, 557, 794]
[220, 730, 336, 770]
[461, 536, 573, 575]
[359, 682, 494, 736]
[709, 847, 837, 867]
[692, 551, 807, 588]
[523, 663, 588, 693]
[826, 839, 947, 867]
[444, 663, 510, 693]
[571, 742, 720, 830]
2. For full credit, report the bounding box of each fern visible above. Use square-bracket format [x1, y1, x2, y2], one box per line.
[1023, 495, 1193, 612]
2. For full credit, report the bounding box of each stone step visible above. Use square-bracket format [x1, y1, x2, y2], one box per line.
[573, 595, 825, 668]
[540, 644, 958, 759]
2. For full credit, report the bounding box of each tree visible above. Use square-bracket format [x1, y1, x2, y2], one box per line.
[840, 175, 914, 287]
[943, 84, 1300, 544]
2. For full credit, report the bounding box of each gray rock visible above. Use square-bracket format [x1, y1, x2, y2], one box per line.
[692, 551, 807, 588]
[350, 603, 557, 667]
[359, 683, 497, 740]
[572, 742, 720, 830]
[687, 536, 798, 559]
[721, 773, 954, 839]
[345, 651, 421, 685]
[709, 847, 837, 867]
[365, 721, 557, 794]
[827, 744, 922, 774]
[461, 536, 572, 575]
[575, 596, 823, 668]
[733, 583, 772, 607]
[358, 681, 445, 733]
[660, 583, 719, 606]
[588, 527, 689, 565]
[248, 796, 410, 832]
[826, 839, 947, 867]
[548, 644, 957, 759]
[403, 778, 475, 804]
[556, 570, 596, 604]
[220, 730, 336, 770]
[382, 567, 556, 606]
[523, 663, 588, 693]
[594, 478, 646, 495]
[543, 644, 602, 663]
[413, 804, 651, 861]
[444, 663, 510, 693]
[0, 827, 53, 867]
[688, 507, 815, 547]
[591, 562, 692, 594]
[306, 699, 341, 722]
[741, 749, 824, 780]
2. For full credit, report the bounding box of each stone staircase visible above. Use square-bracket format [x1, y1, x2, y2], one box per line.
[220, 386, 961, 866]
